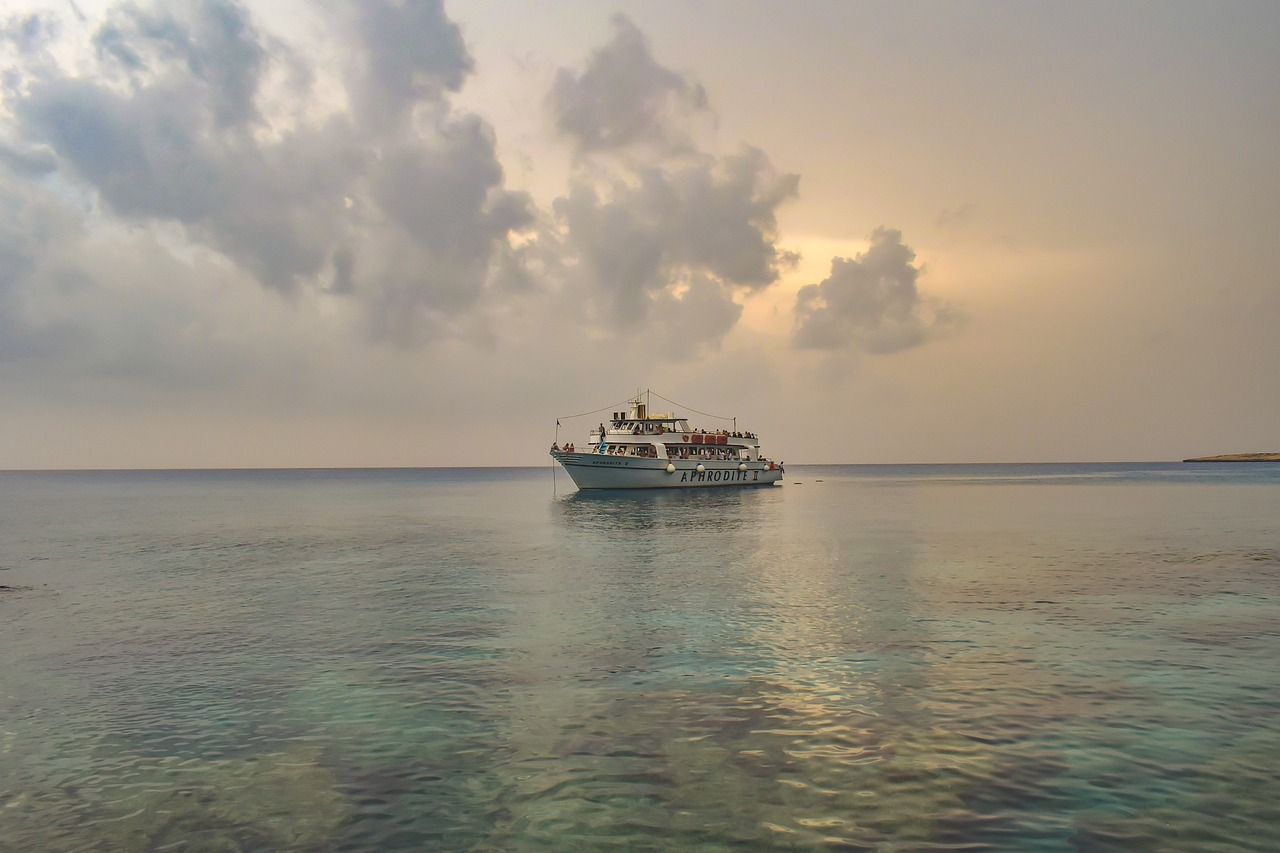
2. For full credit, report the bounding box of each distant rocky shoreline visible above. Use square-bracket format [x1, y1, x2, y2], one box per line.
[1183, 453, 1280, 462]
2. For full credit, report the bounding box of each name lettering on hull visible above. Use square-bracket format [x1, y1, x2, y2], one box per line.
[678, 469, 759, 483]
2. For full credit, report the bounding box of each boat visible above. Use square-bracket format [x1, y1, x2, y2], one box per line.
[550, 393, 784, 490]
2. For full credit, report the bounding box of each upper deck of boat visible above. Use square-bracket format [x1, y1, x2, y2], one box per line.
[590, 416, 759, 448]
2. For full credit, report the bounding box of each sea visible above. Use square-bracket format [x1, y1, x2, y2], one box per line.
[1, 462, 1278, 852]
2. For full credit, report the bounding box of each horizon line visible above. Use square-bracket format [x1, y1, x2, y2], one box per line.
[0, 460, 1198, 474]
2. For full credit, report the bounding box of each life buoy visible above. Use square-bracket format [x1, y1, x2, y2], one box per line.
[682, 434, 689, 442]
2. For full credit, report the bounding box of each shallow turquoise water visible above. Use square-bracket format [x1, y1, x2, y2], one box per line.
[1, 464, 1278, 850]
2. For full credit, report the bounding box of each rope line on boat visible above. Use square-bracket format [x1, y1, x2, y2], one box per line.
[555, 397, 634, 422]
[556, 391, 735, 425]
[648, 391, 734, 422]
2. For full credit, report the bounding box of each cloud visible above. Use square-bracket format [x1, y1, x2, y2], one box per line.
[2, 0, 531, 346]
[0, 138, 54, 175]
[17, 72, 360, 289]
[647, 272, 743, 358]
[548, 13, 708, 157]
[344, 0, 471, 130]
[369, 116, 532, 261]
[0, 159, 371, 410]
[553, 151, 798, 329]
[0, 9, 53, 58]
[10, 0, 349, 291]
[546, 16, 798, 354]
[792, 227, 958, 354]
[0, 169, 90, 364]
[92, 0, 269, 128]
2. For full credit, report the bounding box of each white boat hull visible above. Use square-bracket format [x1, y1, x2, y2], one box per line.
[552, 452, 783, 490]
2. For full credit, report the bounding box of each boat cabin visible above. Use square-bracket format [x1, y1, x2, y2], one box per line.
[587, 398, 763, 462]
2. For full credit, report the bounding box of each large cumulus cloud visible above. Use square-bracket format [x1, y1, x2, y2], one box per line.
[793, 227, 958, 354]
[546, 15, 798, 353]
[1, 0, 531, 348]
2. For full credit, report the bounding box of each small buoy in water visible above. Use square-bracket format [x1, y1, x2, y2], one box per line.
[666, 463, 676, 473]
[696, 463, 705, 473]
[738, 463, 747, 471]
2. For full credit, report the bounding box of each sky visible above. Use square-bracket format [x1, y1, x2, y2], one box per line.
[1, 0, 1277, 468]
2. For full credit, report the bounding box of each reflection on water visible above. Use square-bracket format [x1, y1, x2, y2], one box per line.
[1, 465, 1279, 850]
[554, 483, 781, 533]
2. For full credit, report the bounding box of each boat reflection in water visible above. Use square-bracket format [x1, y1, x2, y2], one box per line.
[553, 480, 782, 533]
